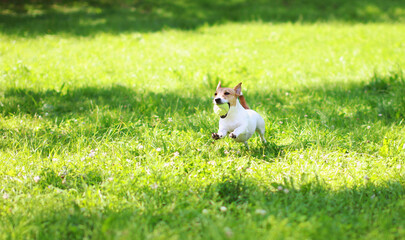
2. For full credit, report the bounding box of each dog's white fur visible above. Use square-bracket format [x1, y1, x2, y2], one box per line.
[212, 82, 266, 148]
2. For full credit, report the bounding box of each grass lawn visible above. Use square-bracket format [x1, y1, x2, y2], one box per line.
[0, 0, 405, 239]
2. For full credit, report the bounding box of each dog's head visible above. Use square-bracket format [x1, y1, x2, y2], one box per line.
[213, 82, 242, 107]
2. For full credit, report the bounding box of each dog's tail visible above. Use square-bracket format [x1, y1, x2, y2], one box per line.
[239, 94, 250, 109]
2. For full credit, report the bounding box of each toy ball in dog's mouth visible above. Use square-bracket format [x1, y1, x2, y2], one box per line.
[213, 103, 230, 117]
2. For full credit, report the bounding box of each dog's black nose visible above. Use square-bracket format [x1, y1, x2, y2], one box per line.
[214, 98, 222, 104]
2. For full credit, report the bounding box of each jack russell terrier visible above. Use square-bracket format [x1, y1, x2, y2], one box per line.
[212, 82, 266, 148]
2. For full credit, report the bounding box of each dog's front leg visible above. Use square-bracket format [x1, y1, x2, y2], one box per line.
[229, 124, 248, 139]
[212, 128, 227, 140]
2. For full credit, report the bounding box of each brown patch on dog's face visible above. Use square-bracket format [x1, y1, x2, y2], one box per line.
[213, 82, 239, 106]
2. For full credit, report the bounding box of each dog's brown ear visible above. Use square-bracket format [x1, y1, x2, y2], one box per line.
[235, 82, 250, 109]
[234, 82, 242, 96]
[216, 81, 222, 90]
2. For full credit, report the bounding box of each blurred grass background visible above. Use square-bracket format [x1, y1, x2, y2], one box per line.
[1, 0, 405, 37]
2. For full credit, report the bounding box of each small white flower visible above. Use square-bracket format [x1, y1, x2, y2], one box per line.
[88, 151, 96, 158]
[156, 148, 162, 152]
[52, 158, 58, 162]
[284, 189, 289, 194]
[168, 117, 173, 122]
[304, 114, 308, 118]
[150, 183, 158, 189]
[299, 154, 304, 159]
[137, 145, 144, 150]
[279, 121, 283, 124]
[173, 151, 180, 157]
[208, 161, 216, 166]
[107, 177, 114, 181]
[285, 92, 290, 96]
[277, 186, 283, 191]
[202, 209, 209, 214]
[224, 227, 233, 238]
[396, 164, 401, 170]
[3, 193, 9, 199]
[34, 176, 40, 183]
[220, 206, 227, 212]
[378, 114, 382, 117]
[255, 209, 267, 215]
[367, 126, 371, 129]
[224, 150, 229, 155]
[371, 194, 376, 199]
[163, 161, 174, 167]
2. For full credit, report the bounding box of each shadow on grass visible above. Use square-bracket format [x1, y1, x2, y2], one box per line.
[262, 71, 402, 133]
[0, 84, 209, 119]
[203, 174, 405, 210]
[3, 70, 403, 122]
[1, 178, 404, 239]
[237, 69, 405, 159]
[0, 70, 404, 156]
[1, 0, 405, 37]
[0, 85, 212, 155]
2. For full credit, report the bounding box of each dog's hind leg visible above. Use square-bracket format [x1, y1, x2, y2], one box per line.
[256, 120, 267, 143]
[258, 130, 266, 143]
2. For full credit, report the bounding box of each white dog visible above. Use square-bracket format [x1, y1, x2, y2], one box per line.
[212, 82, 266, 148]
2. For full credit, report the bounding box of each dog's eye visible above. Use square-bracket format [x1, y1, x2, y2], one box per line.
[214, 92, 217, 96]
[224, 92, 230, 95]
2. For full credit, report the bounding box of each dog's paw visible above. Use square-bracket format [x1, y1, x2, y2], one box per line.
[212, 133, 221, 140]
[229, 132, 237, 139]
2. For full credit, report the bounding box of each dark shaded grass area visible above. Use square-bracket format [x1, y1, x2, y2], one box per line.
[0, 85, 208, 119]
[1, 70, 404, 157]
[1, 178, 404, 239]
[1, 0, 405, 37]
[1, 71, 404, 121]
[0, 85, 211, 155]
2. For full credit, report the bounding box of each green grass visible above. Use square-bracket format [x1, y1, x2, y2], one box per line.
[1, 1, 405, 239]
